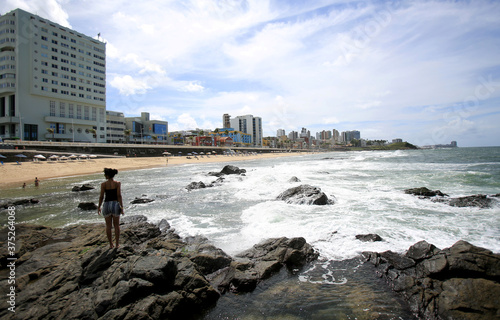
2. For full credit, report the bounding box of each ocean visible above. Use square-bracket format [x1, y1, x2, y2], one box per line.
[2, 147, 499, 319]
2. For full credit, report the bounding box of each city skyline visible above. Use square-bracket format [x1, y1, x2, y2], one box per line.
[2, 0, 499, 147]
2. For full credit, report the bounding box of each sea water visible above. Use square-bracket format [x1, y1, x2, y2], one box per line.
[1, 147, 499, 319]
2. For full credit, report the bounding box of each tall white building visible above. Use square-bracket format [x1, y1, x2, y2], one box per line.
[0, 9, 106, 142]
[277, 128, 285, 137]
[229, 114, 263, 147]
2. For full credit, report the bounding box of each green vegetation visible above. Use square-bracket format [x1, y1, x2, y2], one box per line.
[368, 142, 418, 150]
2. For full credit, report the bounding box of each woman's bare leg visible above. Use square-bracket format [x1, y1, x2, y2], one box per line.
[105, 216, 114, 248]
[113, 216, 120, 248]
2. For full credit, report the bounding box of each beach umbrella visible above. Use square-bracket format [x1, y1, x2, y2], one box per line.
[15, 154, 27, 158]
[49, 155, 59, 161]
[69, 154, 77, 160]
[0, 154, 6, 158]
[34, 154, 46, 159]
[89, 154, 97, 158]
[59, 156, 68, 161]
[79, 154, 88, 159]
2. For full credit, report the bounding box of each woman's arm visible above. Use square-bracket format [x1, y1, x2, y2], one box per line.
[97, 182, 105, 215]
[117, 181, 124, 215]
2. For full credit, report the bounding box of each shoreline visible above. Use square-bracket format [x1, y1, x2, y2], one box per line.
[0, 151, 307, 189]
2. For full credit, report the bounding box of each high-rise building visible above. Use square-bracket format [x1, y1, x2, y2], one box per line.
[332, 129, 340, 144]
[0, 8, 106, 142]
[277, 128, 285, 137]
[230, 114, 263, 147]
[222, 113, 231, 128]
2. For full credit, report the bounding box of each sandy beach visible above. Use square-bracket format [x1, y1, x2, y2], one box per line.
[0, 151, 305, 189]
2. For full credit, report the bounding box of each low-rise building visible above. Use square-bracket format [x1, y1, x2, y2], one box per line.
[124, 112, 168, 144]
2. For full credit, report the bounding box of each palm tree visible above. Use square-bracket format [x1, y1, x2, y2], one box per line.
[152, 135, 158, 144]
[46, 128, 55, 140]
[199, 130, 205, 136]
[124, 129, 132, 144]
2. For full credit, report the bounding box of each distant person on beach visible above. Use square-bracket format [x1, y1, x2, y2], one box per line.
[97, 168, 124, 249]
[34, 177, 39, 187]
[22, 182, 26, 189]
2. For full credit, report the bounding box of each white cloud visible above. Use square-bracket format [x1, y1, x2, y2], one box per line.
[3, 0, 71, 27]
[109, 75, 151, 96]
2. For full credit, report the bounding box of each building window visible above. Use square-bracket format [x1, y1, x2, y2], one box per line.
[92, 107, 97, 121]
[50, 101, 56, 116]
[68, 104, 74, 118]
[77, 105, 82, 119]
[84, 106, 89, 120]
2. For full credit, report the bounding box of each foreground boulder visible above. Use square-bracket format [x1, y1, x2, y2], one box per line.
[363, 240, 500, 319]
[277, 184, 335, 205]
[0, 217, 318, 319]
[208, 237, 319, 293]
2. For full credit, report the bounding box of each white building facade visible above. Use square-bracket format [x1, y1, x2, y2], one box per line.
[0, 9, 106, 142]
[229, 114, 263, 147]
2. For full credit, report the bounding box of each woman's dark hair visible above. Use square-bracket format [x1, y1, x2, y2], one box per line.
[104, 168, 118, 178]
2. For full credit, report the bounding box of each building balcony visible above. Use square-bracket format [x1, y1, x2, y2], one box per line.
[44, 116, 96, 126]
[0, 116, 19, 124]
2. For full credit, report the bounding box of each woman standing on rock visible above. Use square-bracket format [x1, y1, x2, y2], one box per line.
[98, 168, 124, 249]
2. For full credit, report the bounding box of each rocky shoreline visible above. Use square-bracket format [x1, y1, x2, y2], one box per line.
[1, 215, 499, 319]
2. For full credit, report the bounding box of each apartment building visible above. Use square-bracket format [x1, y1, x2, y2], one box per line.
[0, 8, 106, 142]
[229, 114, 263, 147]
[106, 110, 125, 143]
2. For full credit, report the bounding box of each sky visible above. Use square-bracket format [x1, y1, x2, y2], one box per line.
[2, 0, 500, 147]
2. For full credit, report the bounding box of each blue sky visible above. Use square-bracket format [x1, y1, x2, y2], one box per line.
[2, 0, 500, 147]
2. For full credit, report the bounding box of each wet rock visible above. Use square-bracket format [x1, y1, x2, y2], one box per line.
[130, 197, 155, 204]
[277, 184, 335, 205]
[2, 198, 39, 208]
[405, 187, 447, 197]
[356, 234, 383, 242]
[364, 240, 500, 319]
[71, 184, 95, 192]
[208, 237, 319, 294]
[288, 176, 301, 183]
[208, 165, 246, 177]
[186, 181, 207, 191]
[78, 202, 98, 210]
[448, 194, 493, 208]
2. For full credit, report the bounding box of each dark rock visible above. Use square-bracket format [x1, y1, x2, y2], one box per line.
[186, 181, 207, 191]
[277, 184, 335, 205]
[78, 202, 98, 210]
[130, 197, 155, 204]
[448, 194, 493, 208]
[364, 240, 500, 319]
[288, 176, 301, 182]
[208, 165, 246, 177]
[207, 237, 318, 294]
[2, 198, 39, 208]
[356, 234, 383, 242]
[72, 184, 95, 192]
[121, 215, 148, 224]
[405, 187, 447, 197]
[0, 221, 320, 319]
